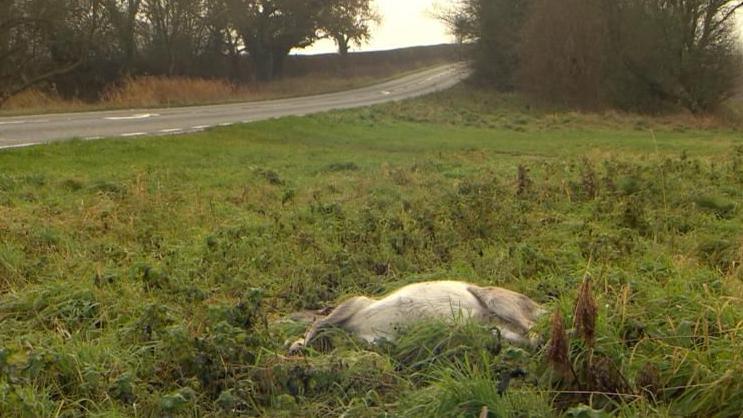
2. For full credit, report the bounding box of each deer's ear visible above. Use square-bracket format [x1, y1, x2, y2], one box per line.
[467, 286, 518, 309]
[467, 286, 493, 311]
[467, 286, 540, 332]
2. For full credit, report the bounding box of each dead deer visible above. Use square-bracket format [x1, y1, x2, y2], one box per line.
[289, 280, 546, 353]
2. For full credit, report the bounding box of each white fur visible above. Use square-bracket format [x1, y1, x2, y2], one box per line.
[344, 281, 486, 341]
[290, 280, 545, 353]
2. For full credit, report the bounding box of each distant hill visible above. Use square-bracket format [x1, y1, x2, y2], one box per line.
[283, 44, 462, 78]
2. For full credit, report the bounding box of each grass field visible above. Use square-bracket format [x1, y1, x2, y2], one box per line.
[0, 86, 742, 417]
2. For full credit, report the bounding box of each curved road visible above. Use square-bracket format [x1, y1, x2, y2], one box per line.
[0, 64, 469, 150]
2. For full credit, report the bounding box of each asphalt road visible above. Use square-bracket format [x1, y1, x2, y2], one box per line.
[0, 63, 469, 150]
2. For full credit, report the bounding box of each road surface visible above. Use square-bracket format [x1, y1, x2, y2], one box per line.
[0, 64, 469, 150]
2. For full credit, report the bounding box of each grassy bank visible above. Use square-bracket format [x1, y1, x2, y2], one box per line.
[0, 86, 741, 416]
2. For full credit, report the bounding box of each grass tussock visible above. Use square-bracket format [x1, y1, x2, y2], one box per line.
[0, 86, 742, 416]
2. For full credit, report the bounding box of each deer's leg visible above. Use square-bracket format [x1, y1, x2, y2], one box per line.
[290, 296, 374, 353]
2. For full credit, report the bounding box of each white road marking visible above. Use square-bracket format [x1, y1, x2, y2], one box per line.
[84, 136, 102, 141]
[1, 66, 467, 143]
[159, 128, 182, 133]
[105, 113, 159, 121]
[0, 142, 38, 150]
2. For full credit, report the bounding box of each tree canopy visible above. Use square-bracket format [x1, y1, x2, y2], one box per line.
[443, 0, 743, 112]
[0, 0, 380, 102]
[320, 0, 380, 55]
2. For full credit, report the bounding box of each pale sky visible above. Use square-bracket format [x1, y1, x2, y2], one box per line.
[302, 0, 452, 54]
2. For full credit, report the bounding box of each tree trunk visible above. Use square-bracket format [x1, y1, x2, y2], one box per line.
[229, 51, 242, 82]
[123, 0, 141, 74]
[271, 47, 290, 79]
[335, 35, 350, 55]
[252, 50, 274, 82]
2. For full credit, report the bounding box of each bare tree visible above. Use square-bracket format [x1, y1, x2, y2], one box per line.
[201, 0, 244, 79]
[227, 0, 324, 81]
[449, 0, 743, 111]
[616, 0, 743, 112]
[320, 0, 380, 55]
[436, 1, 477, 46]
[2, 0, 386, 103]
[141, 0, 211, 75]
[102, 0, 143, 74]
[439, 0, 530, 90]
[519, 0, 609, 108]
[1, 0, 107, 104]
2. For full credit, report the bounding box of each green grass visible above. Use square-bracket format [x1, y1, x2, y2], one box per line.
[0, 86, 742, 417]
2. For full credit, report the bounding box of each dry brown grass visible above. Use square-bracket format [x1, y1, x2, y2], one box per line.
[101, 76, 237, 108]
[0, 66, 439, 116]
[1, 89, 82, 113]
